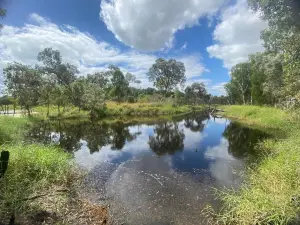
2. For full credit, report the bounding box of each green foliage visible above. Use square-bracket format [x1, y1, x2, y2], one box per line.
[185, 82, 208, 105]
[0, 144, 76, 222]
[109, 66, 129, 102]
[2, 48, 218, 119]
[215, 105, 300, 225]
[148, 58, 186, 95]
[0, 8, 6, 30]
[4, 62, 42, 115]
[0, 116, 30, 144]
[225, 0, 300, 107]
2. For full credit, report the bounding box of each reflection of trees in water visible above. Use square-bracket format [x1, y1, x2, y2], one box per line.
[184, 112, 209, 133]
[223, 122, 269, 158]
[148, 122, 185, 156]
[84, 123, 111, 153]
[27, 120, 140, 154]
[109, 122, 137, 150]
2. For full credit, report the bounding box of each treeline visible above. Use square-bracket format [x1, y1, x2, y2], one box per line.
[226, 0, 300, 108]
[1, 48, 227, 118]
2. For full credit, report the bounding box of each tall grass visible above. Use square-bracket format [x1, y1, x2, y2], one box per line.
[33, 102, 206, 119]
[0, 116, 30, 144]
[34, 105, 89, 119]
[0, 144, 75, 217]
[105, 101, 205, 116]
[214, 105, 300, 224]
[0, 116, 80, 223]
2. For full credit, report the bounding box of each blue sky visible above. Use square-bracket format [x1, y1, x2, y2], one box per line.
[0, 0, 267, 95]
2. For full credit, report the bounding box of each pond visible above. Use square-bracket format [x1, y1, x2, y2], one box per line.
[27, 112, 269, 225]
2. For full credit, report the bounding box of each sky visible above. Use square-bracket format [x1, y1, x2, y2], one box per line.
[0, 0, 268, 95]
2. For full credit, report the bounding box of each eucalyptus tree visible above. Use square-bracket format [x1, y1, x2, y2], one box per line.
[109, 66, 129, 102]
[4, 62, 42, 115]
[148, 58, 186, 96]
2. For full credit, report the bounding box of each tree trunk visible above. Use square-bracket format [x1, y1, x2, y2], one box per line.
[57, 105, 60, 114]
[26, 106, 31, 116]
[47, 102, 50, 117]
[242, 94, 246, 105]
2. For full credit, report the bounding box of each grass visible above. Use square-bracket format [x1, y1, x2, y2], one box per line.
[0, 144, 76, 223]
[211, 105, 300, 225]
[0, 116, 108, 224]
[34, 105, 89, 120]
[105, 101, 205, 117]
[0, 116, 31, 144]
[33, 102, 206, 119]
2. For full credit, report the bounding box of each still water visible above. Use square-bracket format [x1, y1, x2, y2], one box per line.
[27, 112, 268, 225]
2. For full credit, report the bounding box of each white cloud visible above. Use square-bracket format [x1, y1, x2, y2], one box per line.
[180, 42, 188, 50]
[29, 13, 49, 25]
[100, 0, 229, 51]
[209, 82, 227, 96]
[205, 138, 244, 187]
[0, 14, 207, 91]
[206, 0, 268, 69]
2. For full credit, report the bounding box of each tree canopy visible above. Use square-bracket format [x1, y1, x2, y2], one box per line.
[225, 0, 300, 107]
[148, 58, 186, 96]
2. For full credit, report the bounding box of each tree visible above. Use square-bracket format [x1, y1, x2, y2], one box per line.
[39, 73, 57, 116]
[230, 62, 252, 105]
[262, 54, 284, 104]
[185, 82, 207, 105]
[4, 63, 42, 115]
[109, 66, 129, 102]
[225, 82, 241, 104]
[70, 78, 85, 112]
[249, 53, 267, 105]
[37, 48, 77, 86]
[148, 58, 186, 96]
[52, 85, 69, 114]
[248, 0, 300, 102]
[0, 8, 6, 30]
[83, 83, 106, 119]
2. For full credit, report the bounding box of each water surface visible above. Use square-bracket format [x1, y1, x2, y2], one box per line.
[27, 112, 268, 225]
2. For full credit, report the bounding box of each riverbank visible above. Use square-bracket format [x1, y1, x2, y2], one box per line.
[214, 106, 300, 224]
[33, 102, 206, 119]
[0, 117, 108, 225]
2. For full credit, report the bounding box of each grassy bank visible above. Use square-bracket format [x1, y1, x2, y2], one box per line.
[34, 102, 206, 119]
[214, 106, 300, 224]
[0, 116, 107, 224]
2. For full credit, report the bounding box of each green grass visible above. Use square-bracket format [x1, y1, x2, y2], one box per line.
[0, 116, 80, 224]
[0, 116, 31, 144]
[105, 101, 205, 117]
[34, 102, 206, 119]
[212, 105, 300, 225]
[34, 105, 89, 119]
[0, 144, 78, 223]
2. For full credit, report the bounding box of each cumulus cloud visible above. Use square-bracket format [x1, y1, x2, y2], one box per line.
[209, 82, 227, 96]
[0, 14, 207, 91]
[206, 0, 268, 69]
[205, 138, 244, 187]
[100, 0, 229, 51]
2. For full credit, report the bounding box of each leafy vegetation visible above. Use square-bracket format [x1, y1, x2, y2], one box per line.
[148, 58, 186, 96]
[225, 0, 300, 108]
[0, 7, 6, 30]
[209, 106, 300, 225]
[1, 47, 228, 119]
[0, 115, 83, 224]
